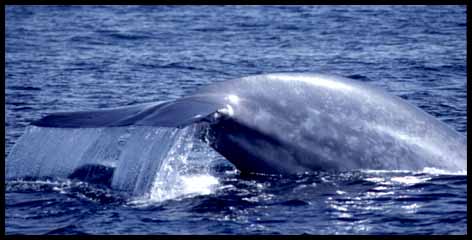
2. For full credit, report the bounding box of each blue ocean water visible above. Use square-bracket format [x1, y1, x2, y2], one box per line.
[5, 5, 467, 235]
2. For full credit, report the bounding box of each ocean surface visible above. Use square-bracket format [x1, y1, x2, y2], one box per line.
[5, 5, 467, 235]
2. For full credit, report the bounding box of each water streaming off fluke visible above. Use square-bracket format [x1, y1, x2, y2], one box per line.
[6, 125, 218, 200]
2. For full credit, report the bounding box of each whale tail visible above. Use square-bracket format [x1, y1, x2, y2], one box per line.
[32, 96, 225, 128]
[7, 97, 227, 196]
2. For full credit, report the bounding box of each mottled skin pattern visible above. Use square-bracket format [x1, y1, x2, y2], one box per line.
[191, 74, 466, 174]
[33, 73, 467, 174]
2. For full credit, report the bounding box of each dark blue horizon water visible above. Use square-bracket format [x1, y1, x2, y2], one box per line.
[5, 6, 467, 235]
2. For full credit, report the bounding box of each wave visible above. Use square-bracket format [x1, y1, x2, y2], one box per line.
[360, 167, 466, 176]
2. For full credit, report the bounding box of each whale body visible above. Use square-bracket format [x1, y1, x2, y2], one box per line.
[31, 73, 467, 174]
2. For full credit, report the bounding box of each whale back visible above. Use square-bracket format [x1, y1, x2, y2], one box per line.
[196, 73, 467, 173]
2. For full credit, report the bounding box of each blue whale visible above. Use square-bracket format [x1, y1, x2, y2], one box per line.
[32, 73, 467, 174]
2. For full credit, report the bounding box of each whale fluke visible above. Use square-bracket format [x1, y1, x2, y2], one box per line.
[32, 96, 225, 128]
